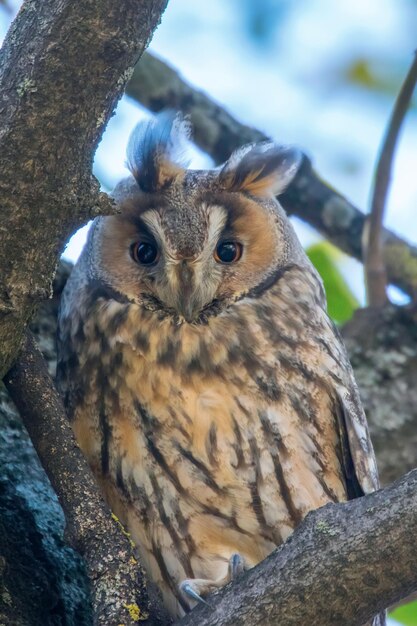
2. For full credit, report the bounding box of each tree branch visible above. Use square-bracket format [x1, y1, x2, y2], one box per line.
[0, 0, 168, 377]
[4, 331, 170, 626]
[178, 469, 417, 626]
[127, 52, 417, 298]
[365, 51, 417, 306]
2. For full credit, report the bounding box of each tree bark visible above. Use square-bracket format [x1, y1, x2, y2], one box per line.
[127, 52, 417, 299]
[0, 0, 168, 377]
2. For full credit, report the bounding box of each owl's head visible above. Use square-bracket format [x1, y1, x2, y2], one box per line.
[90, 112, 306, 323]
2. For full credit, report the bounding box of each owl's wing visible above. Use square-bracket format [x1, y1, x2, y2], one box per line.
[334, 380, 380, 497]
[309, 284, 380, 498]
[335, 384, 386, 626]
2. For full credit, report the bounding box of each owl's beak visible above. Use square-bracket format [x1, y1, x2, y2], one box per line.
[175, 261, 201, 322]
[178, 299, 198, 323]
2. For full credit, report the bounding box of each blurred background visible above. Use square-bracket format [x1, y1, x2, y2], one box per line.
[1, 1, 416, 623]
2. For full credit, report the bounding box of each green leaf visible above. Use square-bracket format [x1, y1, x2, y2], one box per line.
[344, 58, 417, 106]
[306, 242, 359, 324]
[346, 59, 391, 92]
[389, 601, 417, 625]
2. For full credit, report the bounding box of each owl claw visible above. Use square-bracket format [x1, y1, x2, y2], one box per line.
[179, 581, 212, 607]
[179, 554, 246, 609]
[228, 553, 245, 580]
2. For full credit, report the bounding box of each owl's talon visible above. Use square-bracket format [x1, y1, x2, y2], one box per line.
[179, 581, 212, 607]
[228, 553, 245, 580]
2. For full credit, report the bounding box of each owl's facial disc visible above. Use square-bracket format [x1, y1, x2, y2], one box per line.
[129, 203, 243, 323]
[99, 188, 283, 323]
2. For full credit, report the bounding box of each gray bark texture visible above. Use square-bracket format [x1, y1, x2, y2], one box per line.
[0, 0, 168, 378]
[343, 306, 417, 485]
[0, 268, 92, 626]
[127, 52, 417, 298]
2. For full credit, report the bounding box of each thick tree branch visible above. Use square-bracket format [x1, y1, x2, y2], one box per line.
[0, 0, 168, 377]
[4, 331, 170, 626]
[365, 51, 417, 306]
[178, 469, 417, 626]
[127, 52, 417, 298]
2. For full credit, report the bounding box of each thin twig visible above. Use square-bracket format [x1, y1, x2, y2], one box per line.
[365, 51, 417, 306]
[4, 331, 169, 626]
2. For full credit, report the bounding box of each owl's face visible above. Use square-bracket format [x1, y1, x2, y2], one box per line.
[92, 113, 304, 323]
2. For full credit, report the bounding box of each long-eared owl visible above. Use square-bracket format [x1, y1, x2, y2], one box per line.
[57, 112, 384, 625]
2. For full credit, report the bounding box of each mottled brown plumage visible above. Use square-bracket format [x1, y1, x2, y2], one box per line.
[57, 112, 384, 624]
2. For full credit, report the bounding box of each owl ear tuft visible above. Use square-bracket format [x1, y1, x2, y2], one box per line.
[127, 111, 192, 192]
[218, 142, 302, 197]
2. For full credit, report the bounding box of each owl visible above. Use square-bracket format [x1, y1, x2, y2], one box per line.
[57, 112, 385, 625]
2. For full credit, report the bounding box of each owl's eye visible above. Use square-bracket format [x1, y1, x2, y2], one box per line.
[131, 241, 159, 265]
[214, 241, 243, 264]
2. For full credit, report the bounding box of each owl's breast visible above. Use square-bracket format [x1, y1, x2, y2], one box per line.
[74, 297, 347, 525]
